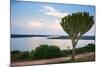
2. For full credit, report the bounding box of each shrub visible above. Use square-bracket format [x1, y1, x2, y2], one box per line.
[29, 50, 35, 59]
[19, 51, 30, 60]
[33, 44, 64, 59]
[11, 50, 21, 61]
[11, 43, 95, 62]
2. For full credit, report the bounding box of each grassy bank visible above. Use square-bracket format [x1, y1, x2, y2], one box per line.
[11, 43, 95, 62]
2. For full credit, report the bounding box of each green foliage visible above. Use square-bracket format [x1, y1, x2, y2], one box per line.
[11, 50, 21, 61]
[11, 50, 31, 61]
[34, 44, 64, 59]
[60, 12, 94, 39]
[75, 43, 95, 54]
[11, 44, 65, 62]
[11, 43, 95, 62]
[60, 12, 94, 60]
[62, 43, 95, 55]
[29, 50, 35, 59]
[19, 51, 31, 60]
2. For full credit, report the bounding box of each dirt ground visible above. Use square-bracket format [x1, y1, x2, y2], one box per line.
[11, 52, 95, 67]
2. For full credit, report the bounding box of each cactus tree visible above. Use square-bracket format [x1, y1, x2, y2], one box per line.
[60, 12, 94, 61]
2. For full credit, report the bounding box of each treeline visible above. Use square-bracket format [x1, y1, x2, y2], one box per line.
[48, 36, 95, 40]
[62, 43, 95, 56]
[11, 43, 95, 62]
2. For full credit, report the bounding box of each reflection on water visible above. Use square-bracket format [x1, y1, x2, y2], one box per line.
[11, 37, 95, 51]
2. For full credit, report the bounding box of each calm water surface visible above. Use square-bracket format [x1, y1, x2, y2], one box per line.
[11, 37, 95, 51]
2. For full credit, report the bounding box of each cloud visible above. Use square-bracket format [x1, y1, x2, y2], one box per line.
[47, 19, 62, 30]
[11, 18, 58, 29]
[28, 19, 43, 28]
[28, 19, 62, 30]
[40, 6, 68, 18]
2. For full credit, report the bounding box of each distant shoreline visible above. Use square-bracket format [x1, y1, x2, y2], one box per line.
[48, 36, 95, 40]
[11, 34, 95, 40]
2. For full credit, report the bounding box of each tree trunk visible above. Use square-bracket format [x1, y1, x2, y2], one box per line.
[72, 45, 75, 61]
[71, 39, 76, 61]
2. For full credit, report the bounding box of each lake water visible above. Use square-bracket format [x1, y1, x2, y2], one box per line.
[11, 37, 95, 51]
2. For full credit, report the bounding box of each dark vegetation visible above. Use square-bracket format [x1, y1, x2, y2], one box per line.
[11, 34, 95, 40]
[60, 12, 94, 60]
[48, 36, 95, 40]
[11, 34, 51, 38]
[33, 45, 64, 59]
[11, 43, 95, 62]
[62, 43, 95, 56]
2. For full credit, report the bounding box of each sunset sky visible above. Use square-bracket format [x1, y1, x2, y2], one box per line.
[11, 0, 95, 36]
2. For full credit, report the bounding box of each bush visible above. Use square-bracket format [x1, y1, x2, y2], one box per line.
[74, 43, 95, 54]
[11, 43, 95, 62]
[62, 43, 95, 56]
[19, 51, 31, 60]
[11, 45, 64, 61]
[29, 50, 35, 59]
[34, 44, 64, 59]
[11, 50, 21, 61]
[11, 50, 31, 61]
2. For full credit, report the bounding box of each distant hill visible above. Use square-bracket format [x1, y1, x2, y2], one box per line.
[11, 34, 95, 40]
[11, 34, 51, 38]
[48, 36, 95, 40]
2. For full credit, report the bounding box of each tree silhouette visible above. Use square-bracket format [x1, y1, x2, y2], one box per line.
[60, 12, 94, 61]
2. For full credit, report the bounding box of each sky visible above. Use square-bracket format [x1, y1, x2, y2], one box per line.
[11, 0, 95, 36]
